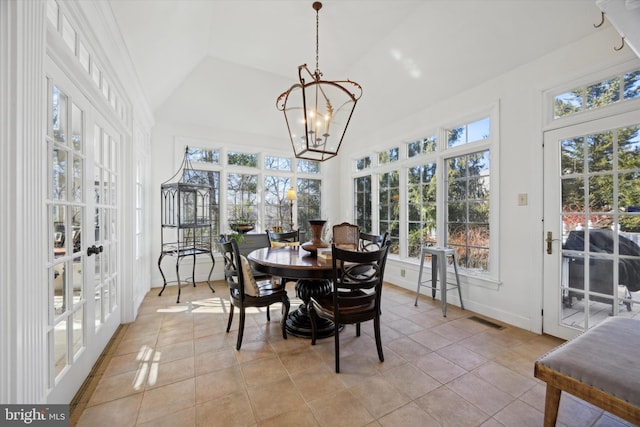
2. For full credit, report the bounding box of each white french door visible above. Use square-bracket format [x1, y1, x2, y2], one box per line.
[46, 60, 121, 402]
[543, 110, 640, 340]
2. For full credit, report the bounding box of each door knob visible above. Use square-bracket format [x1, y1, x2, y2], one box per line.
[87, 245, 103, 256]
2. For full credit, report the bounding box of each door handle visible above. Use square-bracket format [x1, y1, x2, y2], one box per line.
[546, 232, 561, 255]
[87, 245, 103, 256]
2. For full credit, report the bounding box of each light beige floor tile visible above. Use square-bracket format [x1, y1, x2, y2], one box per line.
[381, 363, 441, 400]
[413, 351, 467, 384]
[196, 391, 256, 427]
[493, 399, 543, 427]
[195, 365, 245, 404]
[308, 390, 375, 427]
[240, 356, 288, 388]
[436, 342, 488, 371]
[136, 407, 196, 427]
[385, 337, 431, 361]
[246, 377, 307, 422]
[259, 408, 320, 427]
[76, 393, 142, 427]
[415, 386, 490, 427]
[145, 355, 194, 390]
[408, 329, 455, 351]
[86, 370, 143, 406]
[378, 402, 441, 427]
[154, 340, 194, 364]
[194, 346, 237, 375]
[279, 347, 326, 375]
[473, 361, 537, 397]
[290, 363, 347, 402]
[349, 376, 412, 419]
[137, 378, 195, 424]
[447, 373, 516, 415]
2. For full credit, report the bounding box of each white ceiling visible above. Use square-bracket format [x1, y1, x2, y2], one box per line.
[108, 0, 605, 144]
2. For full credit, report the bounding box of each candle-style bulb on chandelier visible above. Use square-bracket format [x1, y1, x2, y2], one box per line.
[276, 1, 362, 162]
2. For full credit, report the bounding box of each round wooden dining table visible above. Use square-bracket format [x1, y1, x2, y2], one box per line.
[248, 246, 337, 338]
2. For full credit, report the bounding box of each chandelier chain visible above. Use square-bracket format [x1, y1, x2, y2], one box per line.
[315, 6, 320, 74]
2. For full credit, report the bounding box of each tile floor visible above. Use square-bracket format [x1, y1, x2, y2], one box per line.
[74, 281, 633, 427]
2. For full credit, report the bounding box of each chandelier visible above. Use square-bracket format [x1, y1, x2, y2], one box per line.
[276, 2, 362, 162]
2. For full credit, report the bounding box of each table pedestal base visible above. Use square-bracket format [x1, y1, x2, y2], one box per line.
[286, 279, 341, 339]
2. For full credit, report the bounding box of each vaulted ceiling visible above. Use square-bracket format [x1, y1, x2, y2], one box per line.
[109, 0, 605, 145]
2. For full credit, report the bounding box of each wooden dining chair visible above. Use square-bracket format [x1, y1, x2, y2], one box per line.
[268, 229, 299, 245]
[308, 242, 390, 372]
[221, 239, 290, 350]
[332, 222, 359, 250]
[359, 231, 389, 252]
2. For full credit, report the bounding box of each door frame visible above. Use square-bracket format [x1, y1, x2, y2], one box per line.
[542, 108, 640, 340]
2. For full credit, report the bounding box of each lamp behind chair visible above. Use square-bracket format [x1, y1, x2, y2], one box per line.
[285, 187, 297, 231]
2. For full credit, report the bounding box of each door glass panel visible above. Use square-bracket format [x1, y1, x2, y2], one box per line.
[71, 206, 81, 254]
[52, 86, 67, 143]
[72, 256, 82, 301]
[72, 308, 83, 358]
[561, 137, 584, 175]
[53, 319, 67, 377]
[53, 261, 66, 316]
[71, 102, 83, 151]
[72, 155, 82, 202]
[560, 124, 640, 331]
[53, 148, 67, 201]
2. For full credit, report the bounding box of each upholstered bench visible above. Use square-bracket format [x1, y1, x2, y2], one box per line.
[534, 317, 640, 426]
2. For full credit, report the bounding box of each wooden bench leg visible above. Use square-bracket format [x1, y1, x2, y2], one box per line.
[543, 384, 561, 427]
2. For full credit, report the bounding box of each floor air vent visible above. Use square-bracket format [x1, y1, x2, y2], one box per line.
[468, 315, 505, 330]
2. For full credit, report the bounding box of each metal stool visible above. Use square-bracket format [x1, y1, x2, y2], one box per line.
[414, 246, 464, 316]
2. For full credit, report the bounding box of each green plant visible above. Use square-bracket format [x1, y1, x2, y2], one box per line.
[228, 232, 244, 244]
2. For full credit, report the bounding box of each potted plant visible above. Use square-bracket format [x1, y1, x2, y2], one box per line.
[229, 203, 256, 234]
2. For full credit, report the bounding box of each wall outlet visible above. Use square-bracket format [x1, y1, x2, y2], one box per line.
[517, 193, 528, 206]
[400, 268, 406, 277]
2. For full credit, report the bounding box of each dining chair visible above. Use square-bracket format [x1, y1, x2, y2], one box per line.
[308, 242, 390, 372]
[332, 222, 359, 250]
[221, 239, 290, 350]
[268, 229, 300, 246]
[221, 232, 272, 280]
[359, 231, 389, 252]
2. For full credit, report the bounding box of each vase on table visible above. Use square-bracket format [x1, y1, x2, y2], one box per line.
[301, 219, 329, 255]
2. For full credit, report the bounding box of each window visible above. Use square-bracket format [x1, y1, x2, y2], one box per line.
[407, 163, 437, 257]
[554, 69, 640, 118]
[227, 173, 257, 224]
[186, 146, 219, 165]
[356, 156, 371, 171]
[379, 147, 399, 164]
[354, 175, 372, 232]
[297, 159, 320, 174]
[379, 171, 399, 254]
[228, 151, 257, 168]
[265, 155, 292, 171]
[264, 175, 292, 230]
[353, 108, 497, 278]
[447, 117, 490, 148]
[297, 178, 322, 238]
[184, 169, 220, 238]
[407, 136, 436, 158]
[446, 150, 490, 271]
